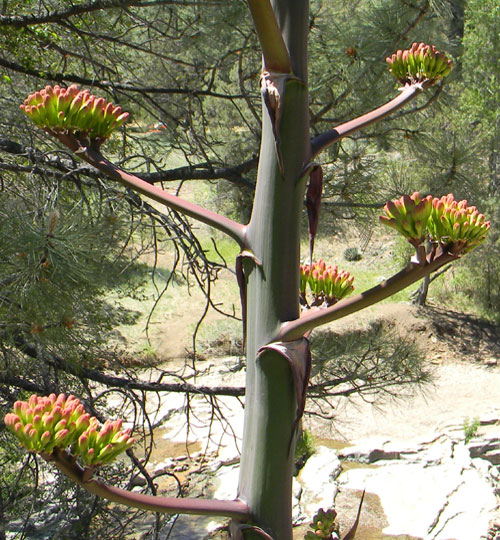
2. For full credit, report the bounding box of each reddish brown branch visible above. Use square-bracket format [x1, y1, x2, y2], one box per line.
[46, 449, 250, 519]
[278, 251, 457, 341]
[55, 134, 247, 246]
[310, 84, 423, 159]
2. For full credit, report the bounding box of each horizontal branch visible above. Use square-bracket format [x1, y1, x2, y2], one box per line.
[310, 84, 423, 159]
[9, 335, 245, 397]
[48, 448, 250, 519]
[0, 137, 257, 188]
[56, 134, 247, 246]
[278, 251, 457, 341]
[0, 56, 247, 100]
[0, 0, 203, 27]
[0, 373, 43, 394]
[146, 157, 258, 187]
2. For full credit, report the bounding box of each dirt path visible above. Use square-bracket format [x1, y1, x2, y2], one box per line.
[306, 303, 500, 442]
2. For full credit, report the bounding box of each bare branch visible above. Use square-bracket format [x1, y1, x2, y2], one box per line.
[8, 333, 245, 397]
[0, 56, 247, 100]
[0, 0, 217, 27]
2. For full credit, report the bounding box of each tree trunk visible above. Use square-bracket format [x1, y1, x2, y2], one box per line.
[415, 274, 430, 306]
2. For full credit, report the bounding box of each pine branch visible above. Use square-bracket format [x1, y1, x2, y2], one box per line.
[8, 333, 245, 397]
[0, 0, 204, 27]
[0, 56, 247, 100]
[0, 137, 257, 187]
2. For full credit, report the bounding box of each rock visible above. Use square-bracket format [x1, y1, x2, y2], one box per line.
[472, 457, 493, 478]
[432, 354, 443, 365]
[130, 474, 147, 487]
[337, 434, 498, 540]
[339, 438, 429, 464]
[490, 465, 500, 482]
[485, 357, 498, 366]
[469, 438, 500, 465]
[297, 446, 342, 519]
[292, 477, 304, 523]
[367, 448, 401, 462]
[212, 463, 239, 501]
[153, 458, 174, 474]
[484, 521, 500, 540]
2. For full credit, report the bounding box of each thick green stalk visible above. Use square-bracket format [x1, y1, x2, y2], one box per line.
[247, 0, 292, 73]
[237, 2, 310, 538]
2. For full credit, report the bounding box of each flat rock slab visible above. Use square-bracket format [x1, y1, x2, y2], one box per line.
[338, 438, 498, 540]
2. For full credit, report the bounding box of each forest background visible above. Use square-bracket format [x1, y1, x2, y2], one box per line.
[0, 0, 498, 538]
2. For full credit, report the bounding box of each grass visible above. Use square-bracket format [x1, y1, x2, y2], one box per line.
[309, 230, 419, 305]
[109, 238, 241, 362]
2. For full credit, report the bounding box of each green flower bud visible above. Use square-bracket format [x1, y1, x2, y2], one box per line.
[20, 86, 129, 143]
[301, 260, 355, 306]
[386, 43, 453, 85]
[382, 192, 490, 255]
[3, 393, 134, 467]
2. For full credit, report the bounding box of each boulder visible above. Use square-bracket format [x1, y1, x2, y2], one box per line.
[338, 436, 498, 540]
[297, 445, 342, 519]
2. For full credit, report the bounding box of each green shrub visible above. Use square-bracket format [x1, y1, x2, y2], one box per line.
[295, 429, 315, 473]
[463, 416, 480, 443]
[343, 247, 362, 262]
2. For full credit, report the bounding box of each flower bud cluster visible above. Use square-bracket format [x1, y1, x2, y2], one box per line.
[379, 192, 433, 247]
[304, 507, 339, 539]
[428, 194, 491, 254]
[386, 43, 452, 85]
[380, 192, 490, 254]
[4, 393, 134, 467]
[20, 85, 129, 141]
[300, 259, 354, 307]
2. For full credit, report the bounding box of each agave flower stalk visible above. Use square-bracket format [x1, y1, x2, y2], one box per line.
[17, 4, 467, 533]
